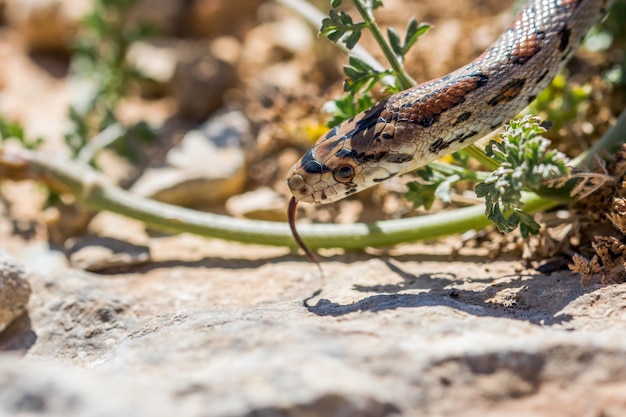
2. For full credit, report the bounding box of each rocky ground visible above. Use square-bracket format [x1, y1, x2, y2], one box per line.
[1, 0, 626, 416]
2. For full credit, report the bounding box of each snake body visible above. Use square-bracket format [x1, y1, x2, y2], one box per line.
[287, 0, 613, 204]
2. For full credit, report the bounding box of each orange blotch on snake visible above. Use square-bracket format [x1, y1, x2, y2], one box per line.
[509, 30, 545, 65]
[395, 74, 488, 128]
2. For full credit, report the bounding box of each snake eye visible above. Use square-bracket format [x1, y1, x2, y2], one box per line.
[333, 165, 354, 182]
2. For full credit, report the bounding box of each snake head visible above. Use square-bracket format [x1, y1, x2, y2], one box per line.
[287, 99, 417, 204]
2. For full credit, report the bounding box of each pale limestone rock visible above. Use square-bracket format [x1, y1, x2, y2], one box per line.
[225, 187, 287, 221]
[66, 237, 151, 272]
[184, 0, 263, 38]
[172, 46, 236, 119]
[126, 38, 238, 108]
[5, 243, 626, 416]
[0, 250, 30, 334]
[5, 0, 91, 50]
[0, 355, 173, 417]
[132, 109, 249, 207]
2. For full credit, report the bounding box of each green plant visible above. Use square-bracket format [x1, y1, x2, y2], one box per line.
[0, 118, 43, 150]
[66, 0, 155, 162]
[475, 116, 570, 237]
[319, 0, 429, 125]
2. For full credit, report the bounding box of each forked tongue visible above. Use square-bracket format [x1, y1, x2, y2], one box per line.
[288, 197, 322, 270]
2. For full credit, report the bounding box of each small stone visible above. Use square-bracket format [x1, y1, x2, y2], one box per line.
[225, 187, 287, 221]
[183, 0, 263, 38]
[131, 109, 250, 207]
[126, 39, 179, 92]
[127, 0, 185, 36]
[44, 201, 96, 246]
[5, 0, 91, 50]
[66, 237, 151, 272]
[173, 45, 236, 120]
[0, 249, 31, 333]
[127, 38, 237, 113]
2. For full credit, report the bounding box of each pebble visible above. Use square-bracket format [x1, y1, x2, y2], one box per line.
[131, 109, 250, 207]
[0, 249, 31, 334]
[225, 187, 287, 221]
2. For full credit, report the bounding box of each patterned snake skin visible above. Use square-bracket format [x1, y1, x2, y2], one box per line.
[286, 0, 613, 204]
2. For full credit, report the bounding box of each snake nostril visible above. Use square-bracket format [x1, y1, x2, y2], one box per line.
[287, 174, 306, 191]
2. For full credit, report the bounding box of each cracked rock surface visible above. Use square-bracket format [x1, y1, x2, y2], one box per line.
[2, 235, 626, 417]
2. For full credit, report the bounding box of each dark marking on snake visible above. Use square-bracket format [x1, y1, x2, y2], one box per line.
[487, 78, 526, 106]
[453, 130, 479, 144]
[301, 148, 329, 174]
[394, 72, 489, 128]
[510, 30, 544, 65]
[320, 190, 327, 200]
[373, 172, 398, 183]
[384, 153, 413, 164]
[429, 138, 448, 153]
[351, 151, 389, 164]
[324, 125, 338, 139]
[320, 136, 348, 153]
[558, 25, 571, 52]
[344, 185, 358, 196]
[528, 94, 537, 104]
[490, 119, 504, 130]
[537, 69, 550, 84]
[452, 111, 472, 126]
[336, 148, 356, 159]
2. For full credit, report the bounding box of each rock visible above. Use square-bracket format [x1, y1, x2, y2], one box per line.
[5, 0, 91, 50]
[225, 187, 287, 221]
[132, 109, 250, 207]
[0, 355, 174, 417]
[183, 0, 263, 38]
[66, 237, 151, 272]
[0, 249, 30, 334]
[173, 44, 236, 120]
[126, 39, 180, 96]
[126, 38, 237, 114]
[128, 0, 185, 36]
[44, 201, 96, 246]
[6, 239, 626, 416]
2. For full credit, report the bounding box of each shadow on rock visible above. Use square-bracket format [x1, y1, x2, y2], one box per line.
[306, 258, 595, 326]
[0, 314, 37, 354]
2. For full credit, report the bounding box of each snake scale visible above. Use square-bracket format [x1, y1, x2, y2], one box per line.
[286, 0, 614, 260]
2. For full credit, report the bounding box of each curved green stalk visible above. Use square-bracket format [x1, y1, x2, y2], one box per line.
[350, 0, 416, 90]
[574, 109, 626, 168]
[0, 149, 556, 250]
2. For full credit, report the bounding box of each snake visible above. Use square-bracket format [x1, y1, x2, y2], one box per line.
[286, 0, 614, 261]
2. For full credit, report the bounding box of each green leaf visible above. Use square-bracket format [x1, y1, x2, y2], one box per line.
[369, 0, 384, 10]
[387, 27, 403, 59]
[403, 19, 430, 54]
[320, 9, 364, 49]
[405, 181, 438, 210]
[331, 0, 342, 7]
[476, 115, 570, 236]
[405, 167, 463, 209]
[342, 55, 389, 93]
[323, 93, 375, 127]
[344, 31, 362, 50]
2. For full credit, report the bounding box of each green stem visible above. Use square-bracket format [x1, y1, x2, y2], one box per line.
[462, 144, 501, 171]
[574, 108, 626, 168]
[429, 160, 490, 181]
[0, 149, 555, 250]
[274, 0, 392, 83]
[350, 0, 416, 90]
